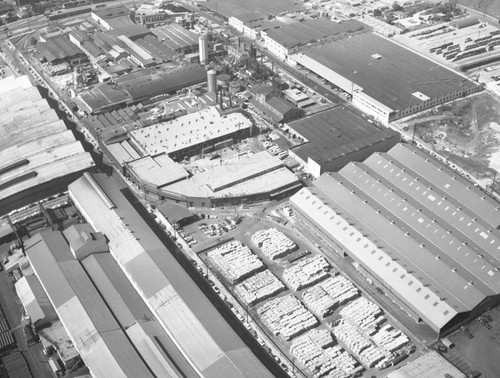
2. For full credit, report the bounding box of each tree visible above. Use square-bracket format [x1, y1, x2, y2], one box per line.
[392, 1, 404, 12]
[373, 8, 382, 17]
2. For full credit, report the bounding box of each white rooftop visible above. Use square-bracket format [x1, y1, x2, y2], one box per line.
[129, 107, 252, 156]
[127, 154, 188, 188]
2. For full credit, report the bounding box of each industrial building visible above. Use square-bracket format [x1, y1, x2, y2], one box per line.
[77, 82, 130, 115]
[250, 84, 301, 124]
[126, 154, 189, 189]
[25, 231, 155, 378]
[37, 35, 87, 65]
[262, 19, 366, 60]
[161, 151, 301, 206]
[0, 76, 94, 216]
[201, 0, 304, 39]
[14, 275, 58, 328]
[128, 106, 252, 160]
[91, 5, 135, 30]
[287, 107, 401, 177]
[290, 143, 500, 336]
[116, 64, 207, 103]
[77, 64, 206, 114]
[151, 23, 198, 53]
[68, 172, 276, 378]
[291, 32, 482, 123]
[387, 351, 466, 378]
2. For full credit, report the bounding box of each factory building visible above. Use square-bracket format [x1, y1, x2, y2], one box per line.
[25, 231, 156, 378]
[37, 35, 87, 65]
[128, 106, 252, 161]
[116, 64, 207, 103]
[287, 107, 400, 177]
[262, 19, 365, 60]
[291, 32, 482, 123]
[91, 5, 134, 30]
[0, 76, 94, 216]
[290, 143, 500, 336]
[151, 23, 198, 53]
[68, 172, 276, 378]
[250, 84, 301, 124]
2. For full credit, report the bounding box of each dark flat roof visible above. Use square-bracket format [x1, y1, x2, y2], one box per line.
[202, 0, 304, 22]
[266, 19, 365, 49]
[118, 65, 207, 101]
[289, 107, 400, 164]
[92, 5, 130, 19]
[299, 32, 479, 111]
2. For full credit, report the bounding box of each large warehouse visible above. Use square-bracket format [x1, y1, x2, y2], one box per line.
[0, 76, 94, 215]
[263, 19, 366, 60]
[25, 231, 155, 378]
[290, 143, 500, 336]
[287, 107, 400, 177]
[68, 173, 276, 378]
[291, 32, 482, 123]
[129, 106, 252, 160]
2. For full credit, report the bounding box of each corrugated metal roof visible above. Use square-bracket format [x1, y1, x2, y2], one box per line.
[293, 32, 480, 112]
[387, 144, 500, 229]
[68, 173, 275, 378]
[82, 253, 190, 378]
[265, 19, 364, 50]
[25, 231, 154, 378]
[289, 107, 400, 164]
[290, 184, 462, 333]
[290, 143, 500, 333]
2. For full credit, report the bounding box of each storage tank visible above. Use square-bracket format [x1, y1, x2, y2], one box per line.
[199, 34, 208, 65]
[207, 69, 217, 93]
[216, 73, 231, 87]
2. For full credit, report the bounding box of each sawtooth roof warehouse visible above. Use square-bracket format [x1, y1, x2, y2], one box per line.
[290, 143, 500, 336]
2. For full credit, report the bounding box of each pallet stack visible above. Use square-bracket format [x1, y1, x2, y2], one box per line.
[251, 228, 297, 260]
[290, 329, 364, 378]
[234, 270, 285, 306]
[206, 241, 264, 283]
[302, 275, 359, 318]
[282, 255, 331, 291]
[257, 295, 318, 340]
[332, 297, 412, 369]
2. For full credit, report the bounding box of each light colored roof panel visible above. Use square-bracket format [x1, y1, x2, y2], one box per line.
[26, 231, 154, 378]
[387, 144, 500, 229]
[129, 107, 252, 156]
[387, 350, 466, 378]
[364, 151, 500, 270]
[338, 162, 500, 294]
[290, 185, 461, 332]
[127, 154, 188, 188]
[68, 173, 274, 378]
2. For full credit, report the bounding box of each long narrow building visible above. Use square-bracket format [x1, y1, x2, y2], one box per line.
[25, 231, 156, 378]
[290, 143, 500, 336]
[68, 173, 275, 378]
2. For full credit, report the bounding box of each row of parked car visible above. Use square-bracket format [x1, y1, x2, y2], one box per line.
[198, 216, 241, 236]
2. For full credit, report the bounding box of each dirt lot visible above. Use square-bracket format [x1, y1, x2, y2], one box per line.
[393, 91, 500, 190]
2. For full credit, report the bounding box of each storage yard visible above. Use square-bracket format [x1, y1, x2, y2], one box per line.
[394, 18, 500, 70]
[197, 223, 415, 378]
